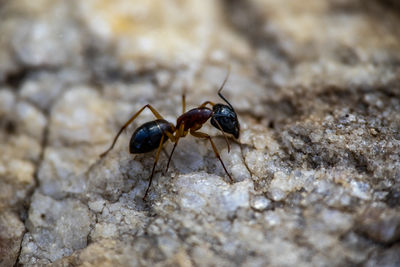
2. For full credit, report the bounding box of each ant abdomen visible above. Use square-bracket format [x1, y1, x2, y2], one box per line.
[129, 119, 174, 154]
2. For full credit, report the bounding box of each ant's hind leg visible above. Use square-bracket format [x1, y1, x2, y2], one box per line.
[190, 130, 233, 183]
[100, 104, 165, 158]
[143, 134, 165, 200]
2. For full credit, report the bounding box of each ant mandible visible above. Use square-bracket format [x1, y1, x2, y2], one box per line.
[100, 70, 240, 200]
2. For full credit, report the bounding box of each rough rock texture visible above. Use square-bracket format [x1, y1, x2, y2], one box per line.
[0, 0, 400, 266]
[0, 211, 25, 266]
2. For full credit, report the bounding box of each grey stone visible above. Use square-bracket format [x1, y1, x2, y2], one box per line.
[356, 204, 400, 244]
[0, 87, 44, 266]
[364, 245, 400, 267]
[19, 192, 92, 265]
[0, 211, 25, 267]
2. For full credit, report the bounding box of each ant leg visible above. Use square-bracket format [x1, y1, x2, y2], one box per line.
[143, 134, 165, 200]
[165, 139, 179, 173]
[100, 104, 164, 158]
[165, 123, 185, 173]
[190, 130, 233, 183]
[159, 129, 178, 174]
[211, 117, 231, 153]
[164, 131, 177, 142]
[199, 101, 215, 108]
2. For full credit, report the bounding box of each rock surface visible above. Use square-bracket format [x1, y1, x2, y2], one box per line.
[0, 0, 399, 266]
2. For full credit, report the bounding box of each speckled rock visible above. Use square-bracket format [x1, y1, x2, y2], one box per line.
[19, 192, 92, 265]
[0, 89, 44, 211]
[0, 0, 399, 266]
[356, 204, 400, 244]
[364, 244, 400, 267]
[0, 87, 44, 266]
[0, 211, 25, 267]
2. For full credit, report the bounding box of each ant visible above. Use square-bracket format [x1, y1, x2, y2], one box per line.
[100, 70, 240, 200]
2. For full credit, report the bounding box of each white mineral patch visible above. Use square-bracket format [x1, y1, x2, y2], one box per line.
[250, 195, 271, 211]
[174, 173, 252, 217]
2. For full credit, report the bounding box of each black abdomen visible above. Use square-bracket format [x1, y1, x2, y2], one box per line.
[129, 119, 172, 154]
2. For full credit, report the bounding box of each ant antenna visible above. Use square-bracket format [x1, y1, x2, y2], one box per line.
[217, 66, 234, 111]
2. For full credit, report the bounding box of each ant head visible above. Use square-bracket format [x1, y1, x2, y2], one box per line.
[211, 104, 240, 139]
[210, 66, 240, 138]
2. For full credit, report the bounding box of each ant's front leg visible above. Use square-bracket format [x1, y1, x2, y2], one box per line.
[190, 130, 233, 183]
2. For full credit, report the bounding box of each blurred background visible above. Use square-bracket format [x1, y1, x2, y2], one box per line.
[1, 0, 400, 266]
